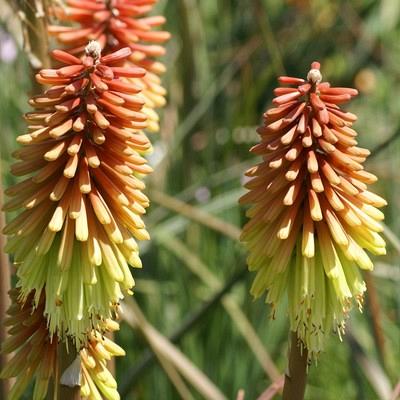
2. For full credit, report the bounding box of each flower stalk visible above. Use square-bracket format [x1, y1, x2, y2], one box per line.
[282, 332, 308, 400]
[21, 0, 51, 92]
[241, 61, 387, 395]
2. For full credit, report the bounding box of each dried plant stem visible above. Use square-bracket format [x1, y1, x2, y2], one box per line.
[256, 377, 285, 400]
[160, 237, 281, 383]
[346, 332, 392, 400]
[123, 298, 227, 400]
[364, 271, 387, 369]
[119, 268, 246, 397]
[144, 345, 194, 400]
[150, 189, 241, 241]
[391, 380, 400, 400]
[20, 0, 50, 93]
[282, 332, 308, 400]
[0, 169, 12, 399]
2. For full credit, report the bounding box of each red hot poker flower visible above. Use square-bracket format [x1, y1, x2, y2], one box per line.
[3, 42, 152, 345]
[240, 62, 387, 356]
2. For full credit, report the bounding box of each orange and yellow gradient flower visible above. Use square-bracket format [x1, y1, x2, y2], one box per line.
[3, 42, 152, 346]
[49, 0, 171, 133]
[1, 288, 124, 400]
[240, 62, 386, 356]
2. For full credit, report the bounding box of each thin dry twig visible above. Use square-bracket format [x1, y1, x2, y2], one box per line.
[54, 343, 80, 400]
[119, 268, 246, 397]
[256, 376, 285, 400]
[369, 129, 400, 158]
[150, 189, 241, 241]
[364, 271, 387, 371]
[391, 380, 400, 400]
[17, 0, 50, 92]
[382, 223, 400, 256]
[236, 389, 245, 400]
[150, 351, 195, 400]
[161, 236, 281, 383]
[122, 298, 228, 400]
[347, 331, 392, 400]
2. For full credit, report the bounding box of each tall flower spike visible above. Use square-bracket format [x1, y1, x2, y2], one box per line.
[49, 0, 171, 133]
[240, 62, 387, 357]
[3, 45, 152, 346]
[1, 288, 125, 400]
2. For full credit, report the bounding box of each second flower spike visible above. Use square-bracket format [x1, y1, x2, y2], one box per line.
[240, 62, 387, 357]
[49, 0, 171, 133]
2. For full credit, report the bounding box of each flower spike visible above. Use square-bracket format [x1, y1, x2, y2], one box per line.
[241, 62, 387, 357]
[3, 44, 152, 346]
[49, 0, 171, 133]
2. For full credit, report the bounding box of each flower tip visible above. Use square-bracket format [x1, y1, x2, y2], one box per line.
[311, 61, 321, 70]
[307, 64, 322, 84]
[122, 46, 132, 58]
[85, 40, 102, 60]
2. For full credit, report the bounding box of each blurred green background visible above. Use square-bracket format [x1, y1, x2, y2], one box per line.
[1, 0, 399, 399]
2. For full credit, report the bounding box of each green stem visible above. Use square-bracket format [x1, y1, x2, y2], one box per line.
[282, 332, 308, 400]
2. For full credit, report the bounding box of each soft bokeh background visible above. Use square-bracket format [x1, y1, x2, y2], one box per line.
[1, 0, 399, 399]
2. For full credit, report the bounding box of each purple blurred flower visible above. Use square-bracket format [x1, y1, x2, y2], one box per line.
[0, 31, 17, 63]
[195, 187, 211, 203]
